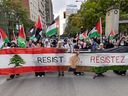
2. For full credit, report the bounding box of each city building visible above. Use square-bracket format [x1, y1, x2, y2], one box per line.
[23, 0, 47, 31]
[66, 4, 78, 17]
[28, 0, 40, 22]
[38, 0, 46, 30]
[45, 0, 54, 26]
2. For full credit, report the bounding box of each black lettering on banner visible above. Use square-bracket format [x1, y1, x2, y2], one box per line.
[59, 56, 64, 63]
[42, 57, 47, 63]
[47, 57, 51, 63]
[37, 57, 42, 63]
[52, 57, 58, 63]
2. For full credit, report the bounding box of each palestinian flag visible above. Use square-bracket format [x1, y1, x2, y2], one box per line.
[109, 30, 116, 40]
[0, 28, 9, 48]
[35, 16, 42, 30]
[79, 32, 87, 40]
[46, 23, 58, 37]
[18, 25, 26, 48]
[96, 18, 102, 35]
[88, 27, 100, 38]
[29, 27, 37, 42]
[29, 26, 36, 36]
[30, 16, 43, 42]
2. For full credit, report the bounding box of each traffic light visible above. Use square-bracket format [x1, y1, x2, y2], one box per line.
[64, 12, 66, 19]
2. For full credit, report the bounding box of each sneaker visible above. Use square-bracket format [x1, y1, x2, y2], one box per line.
[6, 78, 13, 81]
[76, 74, 80, 76]
[121, 74, 126, 76]
[15, 75, 21, 78]
[81, 72, 84, 76]
[41, 75, 45, 77]
[37, 75, 40, 77]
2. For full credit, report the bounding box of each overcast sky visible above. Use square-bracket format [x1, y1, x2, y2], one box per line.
[52, 0, 82, 18]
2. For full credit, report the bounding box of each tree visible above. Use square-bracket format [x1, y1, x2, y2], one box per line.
[9, 54, 25, 67]
[65, 0, 128, 36]
[65, 13, 83, 37]
[1, 0, 34, 32]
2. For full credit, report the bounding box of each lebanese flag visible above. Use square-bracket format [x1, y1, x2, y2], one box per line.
[18, 25, 26, 48]
[96, 18, 102, 35]
[35, 16, 42, 30]
[0, 48, 67, 75]
[0, 28, 9, 48]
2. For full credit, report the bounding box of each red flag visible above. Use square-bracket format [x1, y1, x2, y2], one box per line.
[83, 32, 87, 39]
[18, 25, 26, 40]
[0, 28, 8, 41]
[35, 16, 42, 30]
[0, 28, 9, 43]
[109, 29, 116, 36]
[96, 19, 102, 35]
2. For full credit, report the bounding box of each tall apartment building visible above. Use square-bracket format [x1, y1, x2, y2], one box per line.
[0, 0, 54, 32]
[28, 0, 40, 22]
[28, 0, 47, 30]
[38, 0, 46, 30]
[45, 0, 54, 26]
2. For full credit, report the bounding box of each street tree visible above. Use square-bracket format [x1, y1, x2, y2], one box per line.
[1, 0, 33, 31]
[65, 0, 128, 36]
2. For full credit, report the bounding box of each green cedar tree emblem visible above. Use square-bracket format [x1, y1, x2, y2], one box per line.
[9, 54, 25, 67]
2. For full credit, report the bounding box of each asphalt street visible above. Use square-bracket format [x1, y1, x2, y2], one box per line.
[0, 72, 128, 96]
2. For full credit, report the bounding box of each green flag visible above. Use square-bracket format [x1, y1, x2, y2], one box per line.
[88, 27, 100, 38]
[0, 28, 9, 48]
[18, 26, 26, 48]
[46, 23, 57, 37]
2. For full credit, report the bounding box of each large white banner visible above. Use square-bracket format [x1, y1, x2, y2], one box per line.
[0, 53, 128, 68]
[80, 53, 127, 66]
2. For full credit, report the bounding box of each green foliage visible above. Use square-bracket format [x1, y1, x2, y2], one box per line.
[65, 14, 82, 37]
[92, 66, 128, 74]
[1, 0, 33, 30]
[92, 67, 108, 74]
[65, 0, 128, 36]
[9, 54, 25, 67]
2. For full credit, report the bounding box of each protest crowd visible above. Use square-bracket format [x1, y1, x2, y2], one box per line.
[1, 32, 128, 80]
[1, 16, 128, 80]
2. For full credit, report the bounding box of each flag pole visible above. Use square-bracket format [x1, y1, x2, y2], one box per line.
[56, 16, 60, 42]
[58, 28, 60, 42]
[100, 17, 103, 43]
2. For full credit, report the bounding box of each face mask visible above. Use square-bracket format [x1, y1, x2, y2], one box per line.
[121, 42, 124, 46]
